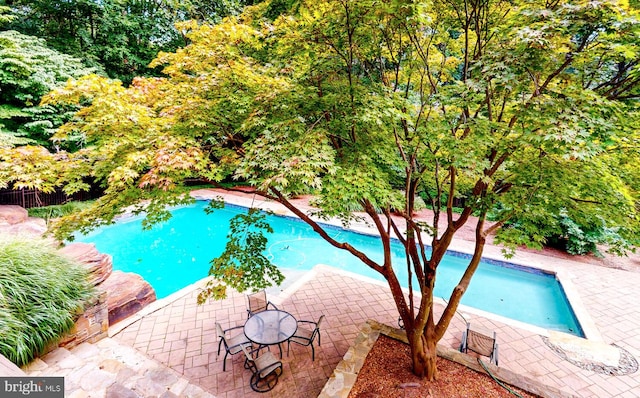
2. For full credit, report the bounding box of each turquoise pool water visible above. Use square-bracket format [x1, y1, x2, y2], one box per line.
[78, 201, 583, 336]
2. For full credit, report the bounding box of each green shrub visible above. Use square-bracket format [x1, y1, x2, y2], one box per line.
[550, 210, 633, 257]
[27, 201, 95, 224]
[497, 208, 636, 257]
[0, 238, 95, 366]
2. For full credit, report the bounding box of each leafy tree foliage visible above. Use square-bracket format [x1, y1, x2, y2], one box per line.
[198, 204, 283, 304]
[3, 0, 639, 379]
[2, 0, 260, 83]
[0, 30, 94, 149]
[0, 5, 13, 24]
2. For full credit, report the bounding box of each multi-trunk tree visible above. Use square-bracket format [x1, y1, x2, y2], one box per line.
[2, 0, 638, 380]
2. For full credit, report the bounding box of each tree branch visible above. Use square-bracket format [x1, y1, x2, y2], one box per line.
[268, 188, 386, 274]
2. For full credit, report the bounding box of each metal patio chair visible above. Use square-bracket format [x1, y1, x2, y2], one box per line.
[241, 344, 283, 392]
[459, 322, 499, 366]
[216, 322, 251, 371]
[246, 290, 278, 318]
[287, 314, 325, 361]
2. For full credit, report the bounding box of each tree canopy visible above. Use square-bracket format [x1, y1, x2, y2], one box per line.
[2, 0, 639, 379]
[2, 0, 261, 83]
[0, 30, 94, 148]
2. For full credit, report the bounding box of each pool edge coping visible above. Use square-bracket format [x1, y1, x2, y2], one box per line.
[107, 191, 599, 342]
[194, 190, 599, 338]
[108, 262, 597, 345]
[309, 264, 598, 340]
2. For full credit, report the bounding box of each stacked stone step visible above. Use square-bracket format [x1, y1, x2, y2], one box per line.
[0, 205, 47, 236]
[24, 338, 215, 398]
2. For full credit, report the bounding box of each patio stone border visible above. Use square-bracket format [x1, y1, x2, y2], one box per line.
[542, 336, 638, 376]
[318, 319, 579, 398]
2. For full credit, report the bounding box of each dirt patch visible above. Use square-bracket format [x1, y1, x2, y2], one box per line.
[348, 335, 540, 398]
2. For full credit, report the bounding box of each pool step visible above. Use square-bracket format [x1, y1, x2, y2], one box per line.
[23, 338, 215, 398]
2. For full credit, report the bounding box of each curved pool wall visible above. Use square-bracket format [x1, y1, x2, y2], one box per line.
[78, 201, 584, 337]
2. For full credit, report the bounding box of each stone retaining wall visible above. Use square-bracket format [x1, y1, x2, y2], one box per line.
[54, 291, 110, 352]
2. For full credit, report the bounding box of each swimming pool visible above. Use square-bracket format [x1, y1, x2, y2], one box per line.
[78, 201, 584, 336]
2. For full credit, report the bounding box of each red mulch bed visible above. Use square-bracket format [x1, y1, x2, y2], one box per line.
[348, 335, 540, 398]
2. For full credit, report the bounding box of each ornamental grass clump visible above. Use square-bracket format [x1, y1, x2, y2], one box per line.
[0, 238, 95, 367]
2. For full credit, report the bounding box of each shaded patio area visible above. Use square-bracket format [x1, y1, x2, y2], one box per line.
[111, 260, 640, 397]
[112, 266, 402, 397]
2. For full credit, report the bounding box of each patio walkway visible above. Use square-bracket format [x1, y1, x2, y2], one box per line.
[101, 187, 640, 398]
[110, 257, 640, 397]
[112, 266, 398, 397]
[24, 188, 639, 397]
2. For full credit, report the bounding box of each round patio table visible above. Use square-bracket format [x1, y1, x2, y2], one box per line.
[244, 309, 297, 358]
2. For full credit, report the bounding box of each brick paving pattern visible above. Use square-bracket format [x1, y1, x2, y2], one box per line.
[112, 261, 640, 397]
[106, 190, 640, 397]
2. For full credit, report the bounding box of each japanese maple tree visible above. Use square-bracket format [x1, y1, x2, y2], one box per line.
[3, 0, 638, 379]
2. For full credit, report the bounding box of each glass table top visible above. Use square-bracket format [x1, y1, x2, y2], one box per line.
[244, 310, 298, 345]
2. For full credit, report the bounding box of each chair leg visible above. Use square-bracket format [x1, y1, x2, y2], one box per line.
[217, 339, 223, 356]
[459, 330, 468, 353]
[250, 371, 279, 392]
[311, 343, 315, 361]
[493, 344, 499, 366]
[222, 351, 229, 371]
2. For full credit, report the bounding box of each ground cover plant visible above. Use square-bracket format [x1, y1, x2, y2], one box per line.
[0, 0, 638, 381]
[27, 200, 95, 225]
[0, 238, 94, 366]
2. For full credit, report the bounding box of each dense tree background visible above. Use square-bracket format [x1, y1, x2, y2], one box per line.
[0, 30, 94, 149]
[0, 0, 263, 149]
[1, 0, 259, 84]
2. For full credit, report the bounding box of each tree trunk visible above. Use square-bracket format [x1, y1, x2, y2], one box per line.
[408, 324, 438, 380]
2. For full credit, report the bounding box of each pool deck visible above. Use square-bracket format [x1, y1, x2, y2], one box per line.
[34, 189, 640, 397]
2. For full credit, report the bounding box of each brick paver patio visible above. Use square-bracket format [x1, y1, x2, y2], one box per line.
[109, 190, 640, 397]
